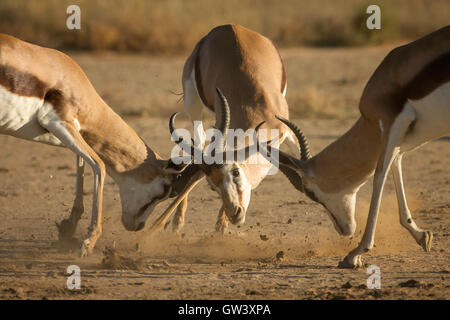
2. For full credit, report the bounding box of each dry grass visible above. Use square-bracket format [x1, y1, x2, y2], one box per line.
[0, 0, 448, 53]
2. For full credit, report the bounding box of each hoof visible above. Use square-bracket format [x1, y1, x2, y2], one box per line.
[215, 220, 228, 235]
[164, 219, 171, 231]
[338, 255, 363, 269]
[172, 221, 184, 235]
[80, 239, 93, 258]
[56, 219, 76, 242]
[215, 225, 227, 235]
[419, 231, 433, 252]
[56, 237, 80, 252]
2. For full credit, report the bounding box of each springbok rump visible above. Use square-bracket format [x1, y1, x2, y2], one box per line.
[0, 33, 196, 256]
[255, 25, 450, 268]
[148, 24, 299, 235]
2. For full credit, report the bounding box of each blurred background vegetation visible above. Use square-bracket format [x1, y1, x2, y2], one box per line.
[0, 0, 449, 54]
[0, 0, 448, 119]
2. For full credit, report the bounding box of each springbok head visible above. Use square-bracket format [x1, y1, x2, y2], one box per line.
[118, 151, 190, 232]
[168, 89, 258, 225]
[254, 117, 357, 236]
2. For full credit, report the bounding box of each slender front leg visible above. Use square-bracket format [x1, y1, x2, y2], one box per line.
[82, 152, 105, 257]
[342, 149, 397, 268]
[392, 154, 433, 251]
[339, 104, 416, 269]
[39, 116, 106, 257]
[172, 195, 188, 234]
[215, 206, 228, 234]
[57, 155, 85, 241]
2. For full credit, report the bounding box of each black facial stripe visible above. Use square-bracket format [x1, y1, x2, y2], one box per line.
[136, 184, 172, 219]
[304, 188, 319, 203]
[304, 187, 342, 233]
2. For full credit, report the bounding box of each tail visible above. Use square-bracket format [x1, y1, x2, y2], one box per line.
[169, 89, 184, 104]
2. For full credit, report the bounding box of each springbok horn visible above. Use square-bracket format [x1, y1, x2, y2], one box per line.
[152, 90, 232, 235]
[253, 121, 298, 169]
[147, 170, 204, 236]
[169, 112, 198, 158]
[214, 88, 230, 149]
[207, 88, 230, 161]
[275, 116, 311, 160]
[253, 121, 306, 192]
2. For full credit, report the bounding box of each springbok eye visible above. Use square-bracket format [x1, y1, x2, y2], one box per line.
[231, 168, 240, 178]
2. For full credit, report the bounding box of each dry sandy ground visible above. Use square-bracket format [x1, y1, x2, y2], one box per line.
[0, 117, 448, 300]
[0, 48, 449, 300]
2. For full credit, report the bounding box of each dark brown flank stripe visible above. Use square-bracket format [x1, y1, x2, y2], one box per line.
[374, 52, 450, 118]
[0, 64, 48, 98]
[405, 52, 450, 100]
[0, 64, 67, 117]
[136, 183, 172, 219]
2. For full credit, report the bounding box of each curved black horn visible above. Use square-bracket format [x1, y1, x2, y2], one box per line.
[170, 163, 204, 197]
[275, 116, 311, 160]
[253, 121, 306, 181]
[169, 112, 197, 157]
[204, 88, 231, 163]
[215, 88, 231, 150]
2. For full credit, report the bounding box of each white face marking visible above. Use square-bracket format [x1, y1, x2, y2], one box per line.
[118, 176, 170, 230]
[206, 164, 251, 225]
[306, 182, 359, 236]
[224, 165, 251, 211]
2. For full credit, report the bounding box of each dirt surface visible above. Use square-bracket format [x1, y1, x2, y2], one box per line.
[0, 48, 449, 299]
[0, 116, 448, 300]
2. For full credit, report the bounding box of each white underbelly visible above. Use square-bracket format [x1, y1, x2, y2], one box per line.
[401, 81, 450, 152]
[0, 85, 63, 146]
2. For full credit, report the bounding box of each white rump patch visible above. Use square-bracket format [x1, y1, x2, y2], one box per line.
[0, 84, 43, 133]
[0, 85, 63, 146]
[401, 81, 450, 152]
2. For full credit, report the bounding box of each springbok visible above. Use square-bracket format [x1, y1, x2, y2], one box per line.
[0, 33, 192, 256]
[254, 25, 450, 268]
[149, 24, 297, 234]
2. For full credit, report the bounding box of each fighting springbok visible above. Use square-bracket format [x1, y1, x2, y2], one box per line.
[255, 25, 450, 268]
[0, 33, 192, 256]
[149, 24, 297, 234]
